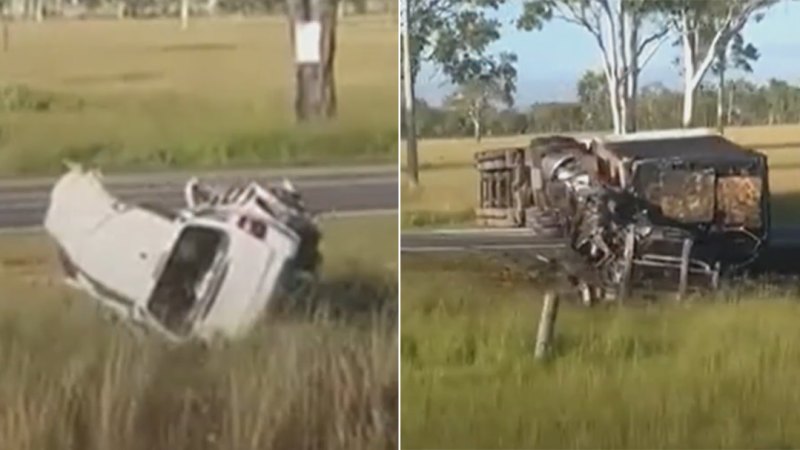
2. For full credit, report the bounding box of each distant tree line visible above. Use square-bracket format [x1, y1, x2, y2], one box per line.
[406, 73, 800, 139]
[402, 0, 786, 184]
[0, 0, 394, 20]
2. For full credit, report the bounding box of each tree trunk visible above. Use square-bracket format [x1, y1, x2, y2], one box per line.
[322, 5, 338, 117]
[473, 117, 482, 142]
[605, 73, 622, 134]
[682, 84, 694, 128]
[287, 0, 339, 122]
[10, 0, 24, 19]
[116, 1, 126, 19]
[401, 7, 418, 186]
[180, 0, 189, 29]
[206, 0, 218, 16]
[616, 3, 627, 133]
[627, 14, 640, 133]
[34, 0, 43, 22]
[716, 50, 726, 133]
[726, 84, 735, 125]
[680, 13, 695, 128]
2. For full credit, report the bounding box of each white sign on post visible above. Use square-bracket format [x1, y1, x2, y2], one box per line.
[294, 21, 322, 64]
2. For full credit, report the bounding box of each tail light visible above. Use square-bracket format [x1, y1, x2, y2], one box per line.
[237, 215, 268, 240]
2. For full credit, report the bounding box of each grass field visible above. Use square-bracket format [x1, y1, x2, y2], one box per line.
[401, 125, 800, 448]
[0, 215, 397, 450]
[401, 255, 800, 449]
[401, 124, 800, 227]
[0, 16, 397, 175]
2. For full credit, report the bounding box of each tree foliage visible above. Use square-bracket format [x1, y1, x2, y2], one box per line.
[407, 0, 516, 89]
[518, 0, 670, 134]
[444, 69, 515, 141]
[413, 76, 800, 139]
[662, 0, 777, 126]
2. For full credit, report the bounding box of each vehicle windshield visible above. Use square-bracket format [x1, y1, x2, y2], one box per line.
[147, 226, 228, 336]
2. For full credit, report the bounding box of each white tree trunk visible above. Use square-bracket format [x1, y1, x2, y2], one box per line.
[599, 47, 622, 134]
[34, 0, 43, 22]
[206, 0, 217, 16]
[606, 75, 622, 134]
[180, 0, 189, 29]
[677, 5, 753, 128]
[682, 83, 695, 128]
[716, 48, 726, 133]
[558, 1, 668, 135]
[680, 12, 695, 127]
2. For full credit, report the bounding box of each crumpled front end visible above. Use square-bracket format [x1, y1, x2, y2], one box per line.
[182, 177, 323, 299]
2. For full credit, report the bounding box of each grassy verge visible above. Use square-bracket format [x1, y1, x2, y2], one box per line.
[0, 215, 397, 450]
[401, 124, 800, 227]
[0, 17, 397, 175]
[401, 256, 800, 449]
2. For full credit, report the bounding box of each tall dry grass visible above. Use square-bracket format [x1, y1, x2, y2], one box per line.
[401, 256, 800, 449]
[0, 216, 398, 450]
[0, 313, 397, 450]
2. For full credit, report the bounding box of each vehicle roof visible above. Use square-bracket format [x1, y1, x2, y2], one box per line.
[595, 133, 762, 163]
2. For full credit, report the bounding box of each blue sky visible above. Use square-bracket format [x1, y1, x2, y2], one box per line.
[416, 0, 800, 106]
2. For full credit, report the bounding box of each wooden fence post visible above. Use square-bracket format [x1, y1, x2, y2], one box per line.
[535, 291, 559, 360]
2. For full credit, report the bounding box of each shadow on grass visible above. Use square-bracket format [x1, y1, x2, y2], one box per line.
[273, 272, 397, 324]
[400, 210, 474, 229]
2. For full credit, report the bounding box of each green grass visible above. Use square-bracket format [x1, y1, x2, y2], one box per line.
[401, 256, 800, 449]
[0, 215, 397, 450]
[402, 124, 800, 227]
[0, 17, 397, 175]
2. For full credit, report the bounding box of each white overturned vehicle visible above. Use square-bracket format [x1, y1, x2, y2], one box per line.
[44, 165, 321, 342]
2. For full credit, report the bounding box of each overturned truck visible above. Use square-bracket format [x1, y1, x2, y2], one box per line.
[475, 129, 770, 301]
[45, 165, 321, 342]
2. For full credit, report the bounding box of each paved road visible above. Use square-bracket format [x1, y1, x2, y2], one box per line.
[0, 165, 397, 229]
[402, 226, 800, 253]
[402, 228, 566, 254]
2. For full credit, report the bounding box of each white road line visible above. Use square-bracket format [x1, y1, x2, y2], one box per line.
[318, 209, 397, 219]
[402, 243, 566, 252]
[402, 227, 539, 236]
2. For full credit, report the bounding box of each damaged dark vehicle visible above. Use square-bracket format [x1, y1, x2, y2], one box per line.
[475, 129, 770, 302]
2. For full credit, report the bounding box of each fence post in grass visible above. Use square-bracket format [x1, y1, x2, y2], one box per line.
[535, 291, 559, 360]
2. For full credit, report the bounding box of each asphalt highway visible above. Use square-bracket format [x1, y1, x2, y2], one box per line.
[401, 226, 800, 264]
[0, 165, 397, 229]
